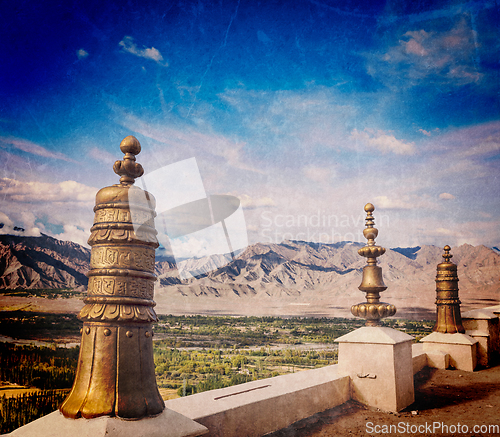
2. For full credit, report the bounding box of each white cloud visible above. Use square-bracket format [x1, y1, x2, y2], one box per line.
[0, 178, 97, 245]
[77, 49, 89, 59]
[373, 196, 415, 210]
[0, 136, 77, 162]
[119, 36, 166, 65]
[0, 211, 42, 237]
[54, 224, 89, 247]
[170, 226, 230, 260]
[404, 32, 428, 56]
[350, 129, 415, 155]
[239, 194, 275, 209]
[439, 192, 455, 200]
[0, 178, 97, 203]
[0, 212, 13, 228]
[431, 227, 455, 236]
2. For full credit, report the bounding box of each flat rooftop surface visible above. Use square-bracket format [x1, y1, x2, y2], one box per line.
[269, 365, 500, 437]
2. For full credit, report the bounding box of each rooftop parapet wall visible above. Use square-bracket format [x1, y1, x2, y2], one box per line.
[165, 365, 350, 437]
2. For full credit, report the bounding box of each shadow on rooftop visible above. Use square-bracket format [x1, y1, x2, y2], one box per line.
[267, 400, 366, 437]
[411, 366, 499, 411]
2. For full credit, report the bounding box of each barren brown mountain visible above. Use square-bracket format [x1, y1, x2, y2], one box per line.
[1, 236, 498, 319]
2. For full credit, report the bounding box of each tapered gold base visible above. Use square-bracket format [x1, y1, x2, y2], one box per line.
[60, 322, 164, 419]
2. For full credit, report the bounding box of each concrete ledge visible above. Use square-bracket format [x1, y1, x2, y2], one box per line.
[421, 332, 477, 345]
[336, 326, 414, 344]
[412, 343, 427, 374]
[165, 364, 350, 437]
[484, 304, 500, 313]
[462, 308, 499, 320]
[4, 408, 208, 437]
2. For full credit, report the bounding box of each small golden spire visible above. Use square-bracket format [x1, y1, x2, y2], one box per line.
[113, 135, 144, 185]
[433, 245, 465, 333]
[351, 203, 396, 326]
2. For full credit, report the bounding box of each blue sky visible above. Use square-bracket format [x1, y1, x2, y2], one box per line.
[0, 0, 499, 250]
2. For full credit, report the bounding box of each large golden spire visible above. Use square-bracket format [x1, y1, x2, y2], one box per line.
[60, 136, 164, 419]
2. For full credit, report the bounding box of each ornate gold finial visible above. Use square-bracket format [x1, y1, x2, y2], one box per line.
[351, 203, 396, 326]
[433, 245, 465, 333]
[442, 245, 452, 263]
[358, 203, 386, 264]
[113, 135, 144, 185]
[60, 136, 164, 419]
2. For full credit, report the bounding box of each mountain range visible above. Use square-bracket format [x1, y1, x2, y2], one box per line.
[0, 234, 90, 290]
[1, 234, 498, 319]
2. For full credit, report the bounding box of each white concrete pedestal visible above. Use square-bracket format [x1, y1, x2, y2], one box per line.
[337, 326, 414, 412]
[4, 408, 208, 437]
[421, 332, 478, 372]
[462, 308, 499, 367]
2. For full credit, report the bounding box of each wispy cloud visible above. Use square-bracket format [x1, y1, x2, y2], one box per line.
[460, 136, 500, 158]
[367, 18, 482, 88]
[0, 137, 77, 162]
[303, 166, 337, 183]
[350, 129, 415, 155]
[427, 121, 500, 181]
[420, 218, 500, 247]
[219, 88, 356, 152]
[110, 105, 261, 175]
[88, 146, 117, 165]
[373, 194, 438, 211]
[239, 194, 275, 210]
[119, 36, 167, 65]
[439, 192, 456, 200]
